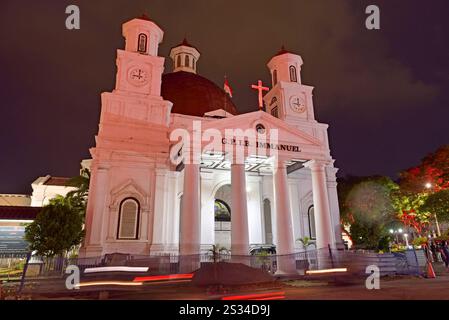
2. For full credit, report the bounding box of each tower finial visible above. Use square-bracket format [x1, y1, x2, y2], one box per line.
[138, 13, 151, 21]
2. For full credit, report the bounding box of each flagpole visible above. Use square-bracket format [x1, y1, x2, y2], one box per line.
[224, 75, 227, 115]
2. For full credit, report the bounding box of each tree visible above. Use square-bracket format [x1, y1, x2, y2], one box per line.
[398, 145, 449, 235]
[394, 191, 430, 235]
[25, 196, 85, 257]
[297, 236, 313, 269]
[208, 244, 228, 263]
[338, 176, 399, 250]
[66, 168, 90, 216]
[399, 145, 449, 193]
[421, 190, 449, 223]
[24, 169, 90, 257]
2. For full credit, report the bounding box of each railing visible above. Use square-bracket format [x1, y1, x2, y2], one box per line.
[18, 247, 423, 295]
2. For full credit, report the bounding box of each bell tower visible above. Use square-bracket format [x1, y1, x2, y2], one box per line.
[80, 14, 173, 258]
[263, 47, 316, 125]
[114, 14, 166, 97]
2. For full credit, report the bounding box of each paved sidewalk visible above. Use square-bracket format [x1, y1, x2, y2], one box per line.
[283, 267, 449, 300]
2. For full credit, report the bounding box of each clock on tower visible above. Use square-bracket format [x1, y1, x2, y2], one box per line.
[114, 15, 165, 96]
[263, 47, 316, 125]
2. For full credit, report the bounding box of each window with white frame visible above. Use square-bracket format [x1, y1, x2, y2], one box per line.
[137, 33, 147, 53]
[117, 198, 140, 240]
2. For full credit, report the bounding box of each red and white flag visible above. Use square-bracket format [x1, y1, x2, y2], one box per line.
[224, 77, 233, 98]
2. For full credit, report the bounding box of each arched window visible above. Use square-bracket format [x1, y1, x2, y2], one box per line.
[214, 184, 232, 247]
[177, 55, 181, 68]
[137, 33, 147, 53]
[308, 205, 316, 239]
[117, 198, 140, 239]
[214, 199, 231, 222]
[263, 199, 273, 244]
[272, 70, 278, 86]
[185, 55, 190, 67]
[289, 65, 297, 82]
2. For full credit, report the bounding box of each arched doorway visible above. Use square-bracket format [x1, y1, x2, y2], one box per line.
[263, 199, 273, 244]
[214, 184, 232, 248]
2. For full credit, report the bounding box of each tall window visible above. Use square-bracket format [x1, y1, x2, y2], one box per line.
[117, 198, 140, 239]
[214, 199, 231, 222]
[308, 205, 316, 239]
[137, 33, 147, 53]
[177, 55, 181, 68]
[185, 55, 190, 67]
[272, 70, 278, 86]
[271, 106, 279, 118]
[214, 199, 231, 232]
[263, 199, 273, 244]
[289, 65, 297, 82]
[192, 58, 195, 70]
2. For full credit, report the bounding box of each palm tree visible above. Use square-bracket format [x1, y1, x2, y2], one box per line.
[66, 168, 90, 218]
[297, 236, 314, 269]
[208, 244, 228, 263]
[66, 169, 90, 201]
[297, 236, 313, 250]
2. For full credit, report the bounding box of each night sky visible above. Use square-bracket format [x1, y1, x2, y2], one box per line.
[1, 1, 448, 194]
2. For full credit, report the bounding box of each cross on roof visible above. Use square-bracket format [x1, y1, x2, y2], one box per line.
[251, 80, 269, 110]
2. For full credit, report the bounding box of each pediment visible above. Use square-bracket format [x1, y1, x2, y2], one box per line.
[110, 179, 149, 208]
[200, 111, 323, 147]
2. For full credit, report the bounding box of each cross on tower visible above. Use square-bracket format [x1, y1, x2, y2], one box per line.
[251, 80, 269, 110]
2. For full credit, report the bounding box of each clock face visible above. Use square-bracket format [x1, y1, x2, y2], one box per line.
[289, 95, 306, 113]
[128, 67, 149, 86]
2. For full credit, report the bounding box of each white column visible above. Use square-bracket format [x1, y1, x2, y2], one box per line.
[166, 172, 180, 251]
[246, 176, 263, 245]
[231, 164, 249, 256]
[200, 171, 215, 250]
[306, 160, 334, 249]
[81, 164, 109, 257]
[326, 165, 343, 247]
[179, 163, 201, 256]
[272, 161, 297, 274]
[151, 169, 169, 252]
[273, 162, 295, 255]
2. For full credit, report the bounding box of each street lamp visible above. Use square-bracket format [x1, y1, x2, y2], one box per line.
[425, 182, 441, 236]
[389, 228, 403, 243]
[404, 233, 409, 248]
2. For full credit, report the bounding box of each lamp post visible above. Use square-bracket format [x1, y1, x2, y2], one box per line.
[404, 233, 409, 248]
[425, 182, 441, 237]
[389, 228, 403, 244]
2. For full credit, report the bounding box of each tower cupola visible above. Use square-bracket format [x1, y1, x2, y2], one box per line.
[169, 38, 200, 74]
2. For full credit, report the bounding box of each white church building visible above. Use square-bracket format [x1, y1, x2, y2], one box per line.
[78, 14, 343, 261]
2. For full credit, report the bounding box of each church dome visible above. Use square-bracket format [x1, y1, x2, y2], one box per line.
[161, 71, 239, 117]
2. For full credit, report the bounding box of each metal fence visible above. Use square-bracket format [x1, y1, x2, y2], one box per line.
[17, 247, 424, 295]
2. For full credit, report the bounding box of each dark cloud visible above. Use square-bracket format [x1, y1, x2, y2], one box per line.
[0, 0, 448, 193]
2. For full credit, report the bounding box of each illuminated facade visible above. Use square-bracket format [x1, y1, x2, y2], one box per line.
[79, 15, 343, 262]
